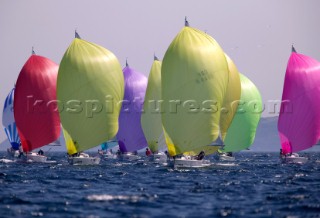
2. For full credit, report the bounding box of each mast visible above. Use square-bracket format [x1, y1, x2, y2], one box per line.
[75, 30, 81, 39]
[154, 53, 159, 61]
[185, 16, 189, 27]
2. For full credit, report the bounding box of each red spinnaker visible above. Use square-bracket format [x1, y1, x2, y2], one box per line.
[14, 54, 61, 152]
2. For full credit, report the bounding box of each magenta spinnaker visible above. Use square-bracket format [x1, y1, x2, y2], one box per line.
[117, 64, 148, 152]
[278, 48, 320, 154]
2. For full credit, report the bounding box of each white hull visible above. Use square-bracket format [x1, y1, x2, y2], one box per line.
[281, 155, 308, 164]
[150, 152, 167, 163]
[118, 153, 140, 161]
[27, 153, 47, 163]
[218, 154, 235, 161]
[103, 153, 116, 159]
[174, 158, 211, 168]
[68, 156, 101, 165]
[7, 148, 20, 158]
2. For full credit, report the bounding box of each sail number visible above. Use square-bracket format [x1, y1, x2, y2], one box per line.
[195, 69, 213, 83]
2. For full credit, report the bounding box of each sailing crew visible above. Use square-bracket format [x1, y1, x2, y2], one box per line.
[98, 149, 104, 155]
[38, 149, 44, 156]
[18, 143, 25, 158]
[116, 149, 121, 156]
[165, 150, 170, 160]
[146, 148, 152, 156]
[280, 149, 286, 158]
[196, 151, 205, 160]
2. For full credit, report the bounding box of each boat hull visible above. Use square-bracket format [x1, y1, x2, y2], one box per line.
[27, 153, 48, 163]
[174, 158, 211, 168]
[150, 152, 167, 163]
[118, 153, 140, 161]
[103, 154, 116, 159]
[7, 148, 20, 158]
[68, 156, 101, 165]
[281, 156, 308, 164]
[218, 155, 235, 161]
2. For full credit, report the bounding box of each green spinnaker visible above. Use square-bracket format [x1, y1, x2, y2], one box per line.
[57, 37, 124, 153]
[141, 57, 164, 153]
[161, 26, 229, 156]
[222, 73, 262, 152]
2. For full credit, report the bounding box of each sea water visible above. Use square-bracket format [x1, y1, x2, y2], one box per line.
[0, 152, 319, 218]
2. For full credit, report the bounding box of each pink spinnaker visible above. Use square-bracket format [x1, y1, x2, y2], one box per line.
[278, 47, 320, 154]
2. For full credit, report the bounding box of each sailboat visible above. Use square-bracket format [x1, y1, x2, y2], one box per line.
[161, 19, 229, 168]
[217, 54, 241, 161]
[99, 138, 118, 159]
[278, 46, 320, 164]
[219, 73, 262, 161]
[2, 87, 21, 158]
[141, 55, 167, 163]
[14, 49, 61, 163]
[57, 31, 124, 165]
[116, 61, 148, 160]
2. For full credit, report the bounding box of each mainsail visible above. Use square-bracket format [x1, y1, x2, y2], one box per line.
[223, 73, 262, 152]
[57, 32, 124, 154]
[161, 21, 229, 156]
[117, 62, 148, 152]
[141, 56, 165, 153]
[14, 53, 61, 152]
[2, 87, 20, 150]
[278, 47, 320, 154]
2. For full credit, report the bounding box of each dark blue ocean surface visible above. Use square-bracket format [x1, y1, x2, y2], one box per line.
[0, 152, 319, 218]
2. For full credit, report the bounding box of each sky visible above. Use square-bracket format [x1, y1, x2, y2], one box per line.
[1, 0, 320, 146]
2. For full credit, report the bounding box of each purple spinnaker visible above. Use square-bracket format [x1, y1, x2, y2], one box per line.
[117, 65, 148, 152]
[278, 49, 320, 154]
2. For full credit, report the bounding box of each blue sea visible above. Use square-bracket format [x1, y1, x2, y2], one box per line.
[0, 151, 319, 218]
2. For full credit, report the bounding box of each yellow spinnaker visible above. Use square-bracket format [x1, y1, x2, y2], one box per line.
[161, 26, 229, 156]
[219, 54, 241, 140]
[62, 127, 77, 155]
[141, 57, 164, 153]
[57, 37, 124, 153]
[188, 53, 241, 156]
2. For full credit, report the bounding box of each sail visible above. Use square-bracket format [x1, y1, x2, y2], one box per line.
[156, 131, 168, 152]
[278, 48, 320, 154]
[219, 54, 241, 140]
[47, 128, 64, 146]
[14, 54, 61, 152]
[161, 25, 229, 156]
[100, 139, 118, 151]
[117, 64, 148, 152]
[223, 73, 262, 152]
[57, 36, 124, 153]
[186, 54, 241, 156]
[62, 127, 77, 155]
[2, 88, 20, 150]
[141, 56, 163, 153]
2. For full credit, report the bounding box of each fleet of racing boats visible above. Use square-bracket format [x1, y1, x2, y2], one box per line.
[2, 19, 320, 167]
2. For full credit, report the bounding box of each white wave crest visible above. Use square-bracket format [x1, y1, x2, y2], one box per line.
[86, 194, 142, 202]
